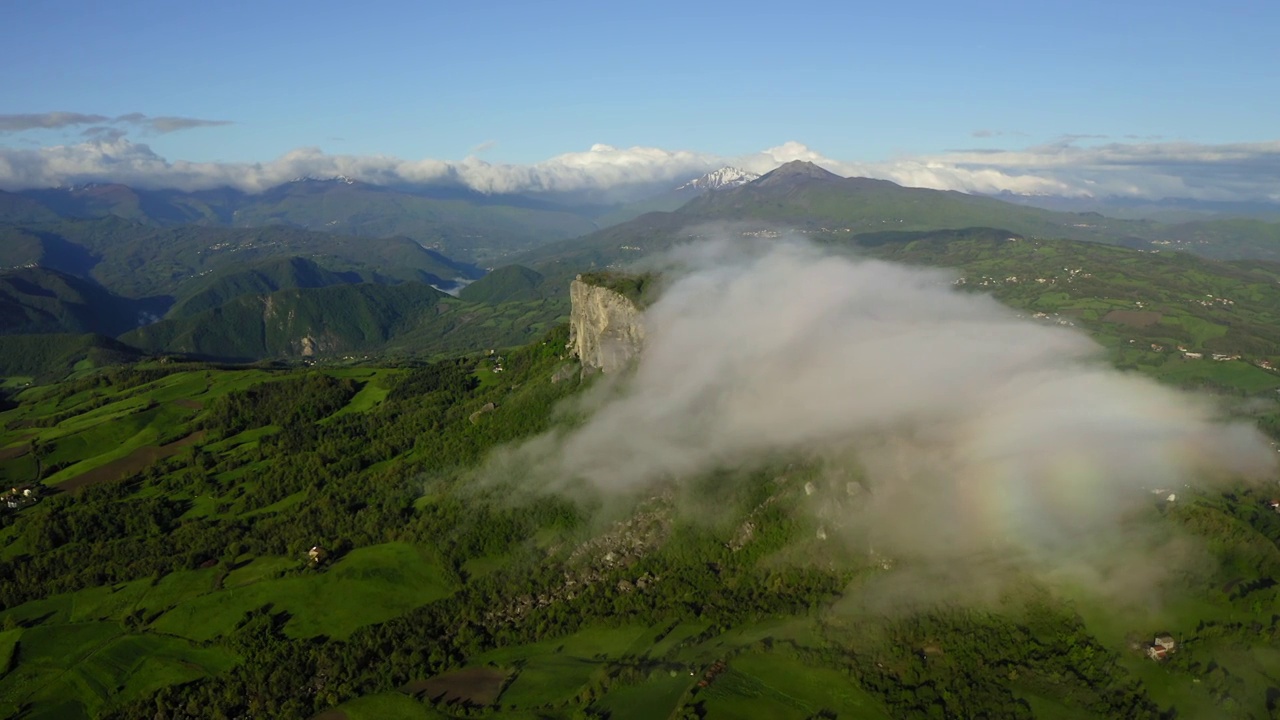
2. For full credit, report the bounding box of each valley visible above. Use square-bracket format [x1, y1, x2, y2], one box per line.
[3, 164, 1280, 720]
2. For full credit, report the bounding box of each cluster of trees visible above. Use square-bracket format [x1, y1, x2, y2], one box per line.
[203, 373, 359, 435]
[827, 605, 1164, 720]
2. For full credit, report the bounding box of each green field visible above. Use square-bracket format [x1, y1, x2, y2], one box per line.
[647, 621, 713, 658]
[0, 542, 451, 647]
[595, 673, 693, 720]
[0, 628, 19, 676]
[497, 654, 603, 708]
[152, 543, 453, 641]
[319, 692, 450, 720]
[0, 567, 220, 629]
[698, 652, 890, 720]
[0, 622, 236, 720]
[323, 368, 404, 419]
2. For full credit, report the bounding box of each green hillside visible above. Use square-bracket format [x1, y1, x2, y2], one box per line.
[457, 264, 546, 304]
[0, 333, 142, 377]
[0, 191, 62, 224]
[167, 256, 363, 319]
[0, 267, 142, 336]
[122, 283, 452, 361]
[0, 219, 574, 370]
[844, 228, 1280, 389]
[121, 282, 565, 363]
[1146, 218, 1280, 260]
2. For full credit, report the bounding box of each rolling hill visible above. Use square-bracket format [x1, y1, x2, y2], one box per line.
[457, 265, 548, 305]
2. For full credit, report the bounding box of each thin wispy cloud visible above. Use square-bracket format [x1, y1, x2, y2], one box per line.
[80, 126, 128, 142]
[0, 112, 111, 132]
[0, 111, 232, 136]
[904, 140, 1280, 201]
[970, 129, 1028, 139]
[145, 116, 233, 134]
[1057, 133, 1111, 142]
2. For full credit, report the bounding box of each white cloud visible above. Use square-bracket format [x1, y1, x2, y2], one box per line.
[491, 238, 1274, 597]
[1, 133, 1279, 202]
[0, 138, 726, 195]
[894, 140, 1280, 201]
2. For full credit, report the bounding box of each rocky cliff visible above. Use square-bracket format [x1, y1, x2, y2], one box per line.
[568, 276, 646, 373]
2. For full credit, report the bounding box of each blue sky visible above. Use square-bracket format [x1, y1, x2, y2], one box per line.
[3, 0, 1277, 164]
[1, 1, 1278, 200]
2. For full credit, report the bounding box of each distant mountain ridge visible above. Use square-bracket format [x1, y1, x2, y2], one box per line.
[8, 163, 1280, 266]
[0, 217, 483, 301]
[514, 160, 1280, 272]
[0, 180, 601, 264]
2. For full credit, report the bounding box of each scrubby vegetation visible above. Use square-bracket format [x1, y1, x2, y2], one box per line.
[577, 271, 661, 308]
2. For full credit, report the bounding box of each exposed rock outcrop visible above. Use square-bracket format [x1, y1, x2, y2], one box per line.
[568, 276, 646, 374]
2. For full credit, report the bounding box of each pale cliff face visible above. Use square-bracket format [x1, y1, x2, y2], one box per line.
[569, 278, 645, 374]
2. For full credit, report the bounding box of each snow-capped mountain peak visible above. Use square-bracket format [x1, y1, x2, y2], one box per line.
[676, 167, 761, 192]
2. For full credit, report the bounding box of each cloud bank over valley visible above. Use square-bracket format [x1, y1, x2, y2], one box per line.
[495, 239, 1276, 599]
